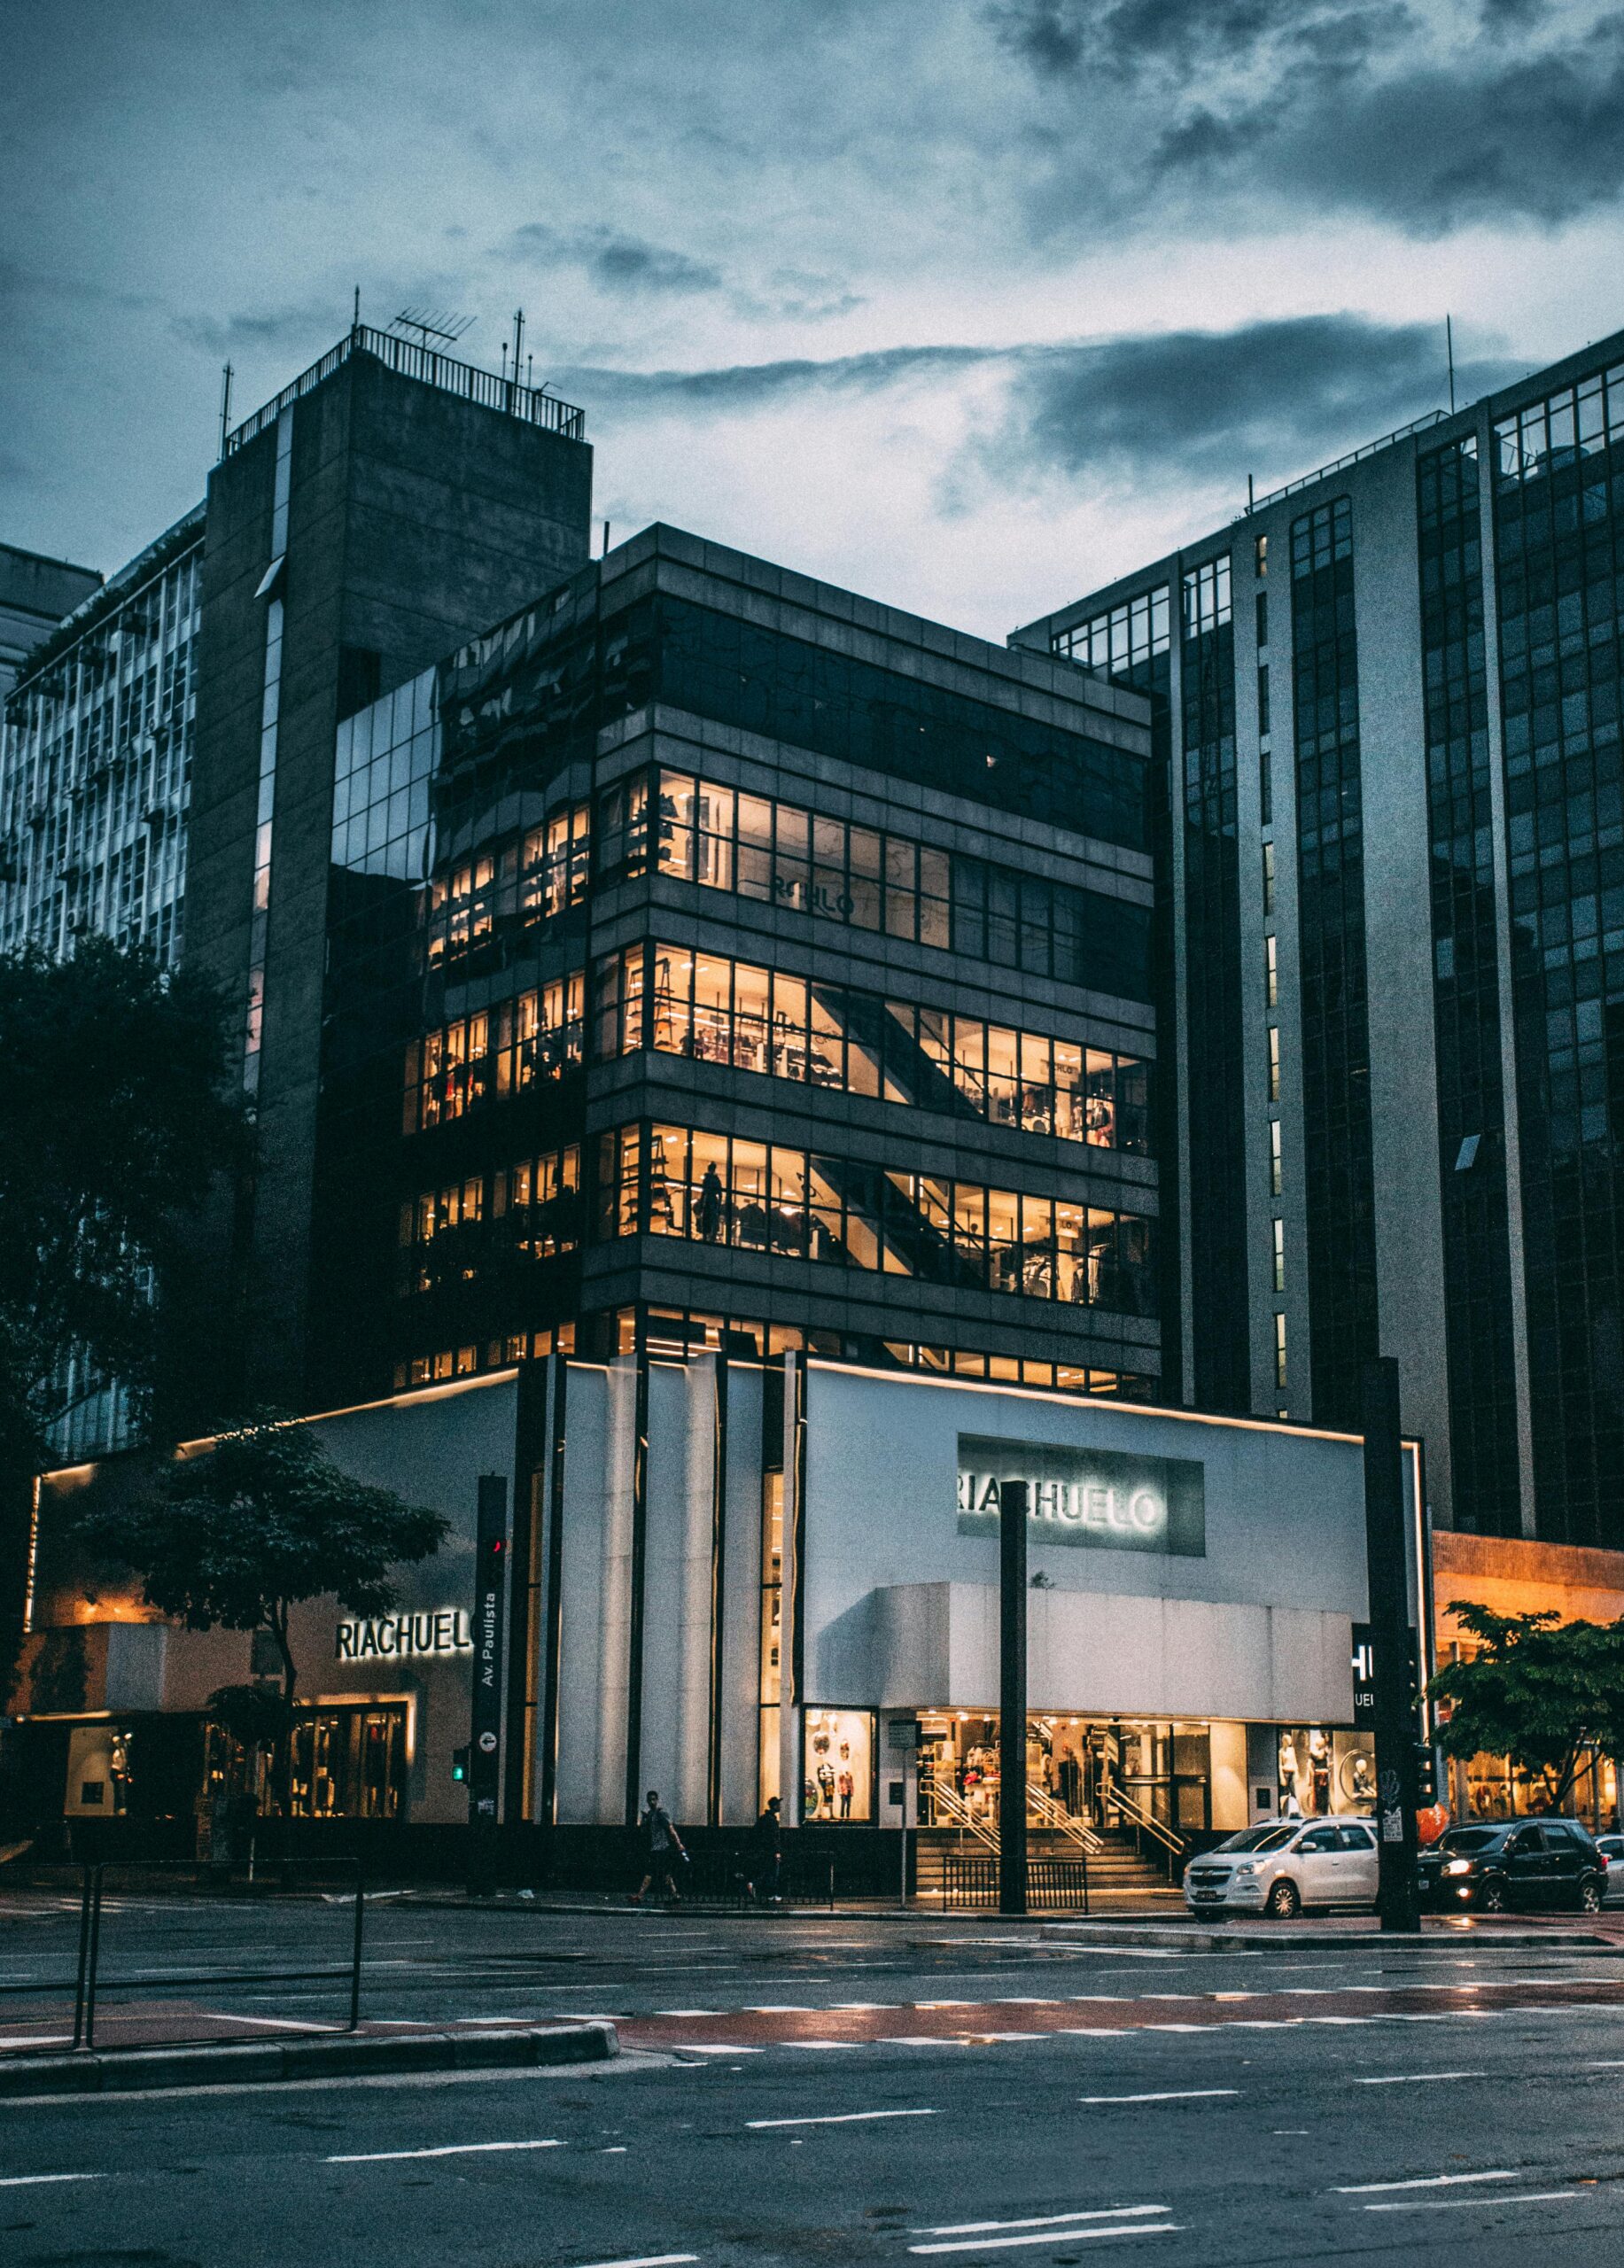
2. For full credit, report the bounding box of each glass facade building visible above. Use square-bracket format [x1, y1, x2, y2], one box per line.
[1014, 322, 1624, 1551]
[310, 527, 1162, 1408]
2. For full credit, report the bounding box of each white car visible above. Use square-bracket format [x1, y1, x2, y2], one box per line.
[1595, 1833, 1624, 1904]
[1184, 1815, 1380, 1919]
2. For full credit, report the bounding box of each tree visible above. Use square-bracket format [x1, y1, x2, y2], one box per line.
[0, 936, 241, 1478]
[1428, 1602, 1624, 1814]
[79, 1417, 447, 1811]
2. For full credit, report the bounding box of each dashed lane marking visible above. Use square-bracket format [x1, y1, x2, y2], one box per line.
[1080, 2089, 1239, 2104]
[0, 2173, 106, 2189]
[748, 2108, 938, 2129]
[1334, 2171, 1518, 2194]
[1364, 2190, 1585, 2213]
[1352, 2071, 1488, 2085]
[326, 2140, 564, 2163]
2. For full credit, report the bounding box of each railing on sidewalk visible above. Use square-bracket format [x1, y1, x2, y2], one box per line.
[670, 1854, 837, 1912]
[941, 1852, 1091, 1913]
[0, 1858, 366, 2059]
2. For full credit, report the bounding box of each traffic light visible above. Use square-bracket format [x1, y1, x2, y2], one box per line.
[1413, 1743, 1438, 1806]
[451, 1744, 470, 1784]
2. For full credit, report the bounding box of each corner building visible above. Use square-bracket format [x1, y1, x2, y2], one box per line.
[311, 526, 1162, 1405]
[1014, 323, 1624, 1554]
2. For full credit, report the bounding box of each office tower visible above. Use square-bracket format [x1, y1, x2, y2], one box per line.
[307, 525, 1162, 1410]
[1014, 325, 1624, 1550]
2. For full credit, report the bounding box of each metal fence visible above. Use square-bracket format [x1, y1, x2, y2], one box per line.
[224, 325, 585, 454]
[654, 1853, 837, 1911]
[941, 1852, 1091, 1912]
[0, 1860, 366, 2059]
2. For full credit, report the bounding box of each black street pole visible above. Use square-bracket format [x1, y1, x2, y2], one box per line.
[998, 1478, 1028, 1916]
[1362, 1357, 1422, 1934]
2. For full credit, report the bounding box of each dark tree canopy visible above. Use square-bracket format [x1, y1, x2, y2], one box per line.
[0, 936, 241, 1478]
[1429, 1602, 1624, 1811]
[79, 1417, 448, 1709]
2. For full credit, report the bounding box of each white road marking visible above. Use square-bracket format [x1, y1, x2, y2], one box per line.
[200, 2012, 339, 2032]
[0, 2172, 106, 2189]
[1334, 2171, 1518, 2194]
[571, 2255, 699, 2268]
[654, 2009, 723, 2017]
[749, 2108, 938, 2129]
[1353, 2070, 1488, 2085]
[880, 2035, 973, 2047]
[910, 2223, 1179, 2255]
[914, 2206, 1172, 2236]
[673, 2045, 761, 2055]
[1080, 2089, 1239, 2104]
[1364, 2190, 1583, 2213]
[0, 2033, 73, 2050]
[788, 2040, 860, 2051]
[326, 2139, 564, 2163]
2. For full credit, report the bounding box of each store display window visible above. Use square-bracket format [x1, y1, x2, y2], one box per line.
[802, 1709, 874, 1822]
[1276, 1726, 1373, 1818]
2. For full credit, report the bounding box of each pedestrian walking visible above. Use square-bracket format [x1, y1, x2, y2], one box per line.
[750, 1795, 782, 1903]
[631, 1790, 687, 1904]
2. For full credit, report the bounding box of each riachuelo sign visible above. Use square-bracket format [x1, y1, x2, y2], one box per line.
[956, 1433, 1206, 1557]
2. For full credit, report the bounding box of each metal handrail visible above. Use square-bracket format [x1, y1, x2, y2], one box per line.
[1238, 408, 1450, 517]
[929, 1779, 1000, 1853]
[224, 326, 585, 455]
[1030, 1786, 1102, 1854]
[1103, 1784, 1186, 1858]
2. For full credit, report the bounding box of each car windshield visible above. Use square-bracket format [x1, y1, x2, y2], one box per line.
[1215, 1824, 1300, 1853]
[1439, 1828, 1505, 1852]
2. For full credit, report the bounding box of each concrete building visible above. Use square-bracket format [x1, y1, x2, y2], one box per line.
[1014, 325, 1624, 1557]
[0, 543, 101, 704]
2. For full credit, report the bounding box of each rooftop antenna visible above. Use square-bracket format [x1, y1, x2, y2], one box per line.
[218, 361, 234, 459]
[352, 284, 361, 336]
[511, 307, 525, 386]
[390, 307, 476, 352]
[1247, 471, 1255, 515]
[1446, 315, 1456, 415]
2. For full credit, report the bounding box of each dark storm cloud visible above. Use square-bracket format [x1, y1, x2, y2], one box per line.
[556, 343, 991, 410]
[169, 301, 344, 357]
[991, 315, 1524, 487]
[996, 0, 1624, 231]
[565, 315, 1527, 496]
[509, 223, 724, 295]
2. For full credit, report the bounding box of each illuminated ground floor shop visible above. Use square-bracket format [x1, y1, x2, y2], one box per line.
[10, 1358, 1422, 1859]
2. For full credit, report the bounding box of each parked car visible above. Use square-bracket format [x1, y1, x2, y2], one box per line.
[1417, 1819, 1607, 1914]
[1184, 1816, 1379, 1919]
[1591, 1833, 1624, 1904]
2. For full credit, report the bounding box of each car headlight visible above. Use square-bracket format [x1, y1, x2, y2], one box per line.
[1232, 1863, 1256, 1876]
[1442, 1858, 1472, 1876]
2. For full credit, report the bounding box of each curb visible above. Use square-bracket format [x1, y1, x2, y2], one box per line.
[0, 2020, 617, 2098]
[1040, 1921, 1622, 1953]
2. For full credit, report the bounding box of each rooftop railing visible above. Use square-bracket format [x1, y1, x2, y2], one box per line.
[1239, 408, 1450, 517]
[223, 325, 586, 455]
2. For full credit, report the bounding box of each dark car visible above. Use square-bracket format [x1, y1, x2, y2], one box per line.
[1417, 1818, 1607, 1914]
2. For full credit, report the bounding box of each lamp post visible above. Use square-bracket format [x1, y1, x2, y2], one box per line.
[998, 1478, 1029, 1916]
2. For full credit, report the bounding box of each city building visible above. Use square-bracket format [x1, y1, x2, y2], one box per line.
[8, 1357, 1423, 1852]
[1014, 324, 1624, 1557]
[0, 542, 101, 703]
[304, 525, 1161, 1413]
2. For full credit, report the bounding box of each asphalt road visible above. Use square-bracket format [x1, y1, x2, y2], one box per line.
[4, 1895, 1624, 2265]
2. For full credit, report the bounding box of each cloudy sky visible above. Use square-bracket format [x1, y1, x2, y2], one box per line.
[4, 0, 1621, 637]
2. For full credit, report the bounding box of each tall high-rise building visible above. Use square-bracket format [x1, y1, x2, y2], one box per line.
[1014, 324, 1624, 1550]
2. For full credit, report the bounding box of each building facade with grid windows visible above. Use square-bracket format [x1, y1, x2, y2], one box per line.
[1013, 323, 1624, 1556]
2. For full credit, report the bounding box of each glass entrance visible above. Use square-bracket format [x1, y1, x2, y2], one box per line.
[916, 1713, 1211, 1836]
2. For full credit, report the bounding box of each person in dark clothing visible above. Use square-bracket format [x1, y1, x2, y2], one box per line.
[631, 1790, 687, 1904]
[750, 1795, 782, 1903]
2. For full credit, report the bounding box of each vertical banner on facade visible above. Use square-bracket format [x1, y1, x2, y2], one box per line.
[470, 1474, 510, 1824]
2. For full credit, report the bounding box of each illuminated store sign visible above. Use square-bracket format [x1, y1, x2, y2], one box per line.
[956, 1433, 1205, 1557]
[335, 1609, 472, 1661]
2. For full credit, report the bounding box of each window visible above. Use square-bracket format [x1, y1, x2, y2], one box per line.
[1264, 934, 1278, 1008]
[597, 941, 1152, 1153]
[1262, 840, 1275, 916]
[1256, 664, 1270, 736]
[1275, 1311, 1288, 1391]
[403, 974, 584, 1131]
[1259, 747, 1272, 826]
[396, 1146, 581, 1296]
[1255, 532, 1268, 579]
[1255, 591, 1269, 649]
[1272, 1216, 1286, 1293]
[600, 768, 1154, 1002]
[602, 1122, 1157, 1317]
[1052, 586, 1170, 677]
[1267, 1025, 1280, 1103]
[1270, 1119, 1283, 1197]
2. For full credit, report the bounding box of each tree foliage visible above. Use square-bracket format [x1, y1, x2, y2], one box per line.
[0, 936, 241, 1478]
[1428, 1602, 1624, 1809]
[79, 1417, 448, 1711]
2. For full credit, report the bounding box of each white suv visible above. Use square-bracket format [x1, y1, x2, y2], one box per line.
[1184, 1816, 1380, 1919]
